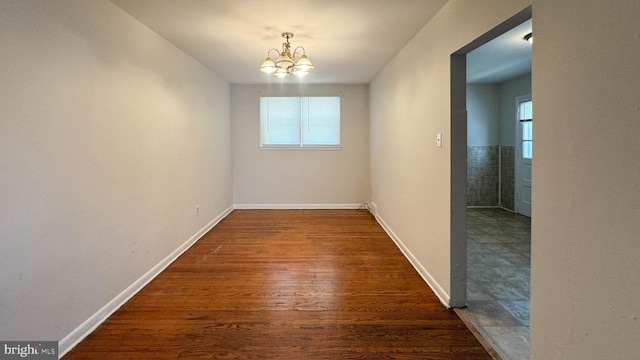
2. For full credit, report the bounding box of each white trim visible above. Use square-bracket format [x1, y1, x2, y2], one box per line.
[58, 205, 234, 358]
[373, 212, 451, 308]
[258, 146, 342, 151]
[498, 145, 502, 207]
[369, 202, 378, 217]
[233, 203, 362, 210]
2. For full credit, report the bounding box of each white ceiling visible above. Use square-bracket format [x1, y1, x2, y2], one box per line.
[467, 19, 532, 84]
[111, 0, 449, 84]
[111, 0, 531, 85]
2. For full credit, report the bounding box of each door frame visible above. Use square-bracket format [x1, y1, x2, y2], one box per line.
[449, 6, 532, 307]
[515, 95, 533, 217]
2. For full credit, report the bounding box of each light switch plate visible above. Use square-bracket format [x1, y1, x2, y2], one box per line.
[436, 133, 442, 148]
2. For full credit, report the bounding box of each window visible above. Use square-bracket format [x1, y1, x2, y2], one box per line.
[260, 96, 341, 147]
[518, 100, 532, 159]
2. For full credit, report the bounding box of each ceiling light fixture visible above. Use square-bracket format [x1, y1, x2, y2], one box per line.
[524, 32, 533, 43]
[259, 32, 313, 78]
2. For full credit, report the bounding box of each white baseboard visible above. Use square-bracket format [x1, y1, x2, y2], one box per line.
[373, 212, 451, 308]
[369, 202, 377, 216]
[58, 205, 234, 358]
[233, 203, 363, 210]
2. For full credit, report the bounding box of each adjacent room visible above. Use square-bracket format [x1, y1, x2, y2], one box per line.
[463, 19, 532, 359]
[2, 1, 639, 360]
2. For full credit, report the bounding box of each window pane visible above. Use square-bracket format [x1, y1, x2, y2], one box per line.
[522, 122, 532, 141]
[301, 97, 340, 145]
[519, 100, 532, 120]
[261, 97, 300, 145]
[523, 140, 532, 159]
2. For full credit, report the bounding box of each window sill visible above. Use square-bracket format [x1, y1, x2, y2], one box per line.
[258, 145, 342, 151]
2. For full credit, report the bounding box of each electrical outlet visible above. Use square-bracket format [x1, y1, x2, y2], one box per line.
[196, 205, 200, 216]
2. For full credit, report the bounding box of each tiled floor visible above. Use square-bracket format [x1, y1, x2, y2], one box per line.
[463, 208, 531, 360]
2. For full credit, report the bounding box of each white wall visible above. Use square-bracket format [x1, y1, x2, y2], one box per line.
[498, 73, 531, 146]
[467, 84, 500, 146]
[0, 0, 232, 343]
[370, 0, 530, 302]
[232, 84, 370, 207]
[531, 1, 640, 358]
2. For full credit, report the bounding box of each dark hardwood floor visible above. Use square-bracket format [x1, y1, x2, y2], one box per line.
[64, 209, 490, 359]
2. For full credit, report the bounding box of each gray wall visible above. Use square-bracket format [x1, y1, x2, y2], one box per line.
[467, 83, 500, 207]
[499, 73, 532, 146]
[468, 74, 531, 148]
[231, 84, 370, 207]
[0, 0, 232, 341]
[498, 74, 531, 210]
[467, 76, 530, 209]
[468, 84, 500, 146]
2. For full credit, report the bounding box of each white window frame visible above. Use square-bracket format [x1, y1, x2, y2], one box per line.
[259, 96, 342, 150]
[517, 97, 533, 159]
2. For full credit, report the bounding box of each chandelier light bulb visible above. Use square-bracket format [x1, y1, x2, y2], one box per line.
[295, 55, 313, 72]
[273, 68, 289, 78]
[259, 58, 276, 74]
[293, 69, 308, 78]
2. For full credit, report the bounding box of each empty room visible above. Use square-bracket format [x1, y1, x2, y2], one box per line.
[1, 1, 639, 359]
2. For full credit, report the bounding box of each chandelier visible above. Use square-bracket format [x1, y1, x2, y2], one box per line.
[259, 32, 313, 78]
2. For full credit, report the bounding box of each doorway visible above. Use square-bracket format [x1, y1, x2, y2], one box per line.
[450, 6, 532, 360]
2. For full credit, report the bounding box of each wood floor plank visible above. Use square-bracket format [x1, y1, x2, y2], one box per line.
[64, 209, 489, 359]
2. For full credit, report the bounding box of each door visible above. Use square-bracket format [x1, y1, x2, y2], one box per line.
[515, 96, 532, 217]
